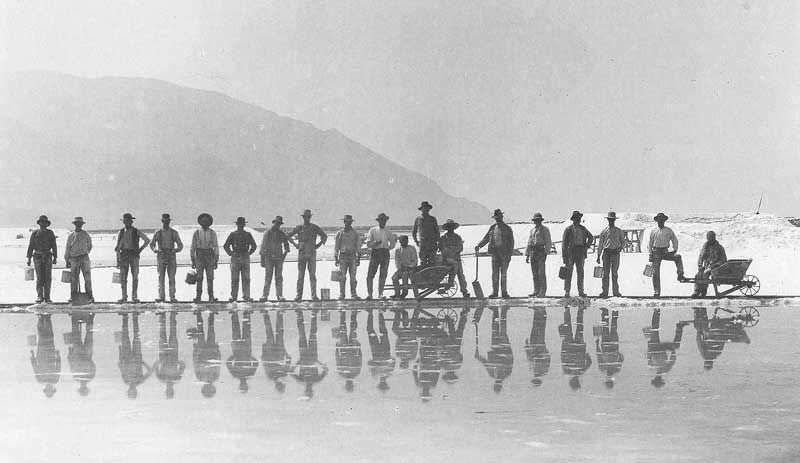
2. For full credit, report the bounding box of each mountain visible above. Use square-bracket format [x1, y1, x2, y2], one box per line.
[0, 71, 489, 228]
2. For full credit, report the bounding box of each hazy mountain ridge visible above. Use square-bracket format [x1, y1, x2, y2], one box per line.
[0, 71, 489, 227]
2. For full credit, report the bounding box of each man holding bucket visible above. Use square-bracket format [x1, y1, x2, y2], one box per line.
[64, 217, 94, 303]
[27, 215, 58, 303]
[191, 213, 219, 302]
[334, 214, 361, 300]
[114, 213, 151, 303]
[150, 213, 183, 302]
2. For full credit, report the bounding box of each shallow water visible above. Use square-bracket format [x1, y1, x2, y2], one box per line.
[3, 303, 799, 462]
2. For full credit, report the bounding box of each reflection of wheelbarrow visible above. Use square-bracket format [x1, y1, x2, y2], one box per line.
[385, 265, 460, 300]
[714, 306, 760, 328]
[416, 307, 463, 327]
[681, 259, 760, 297]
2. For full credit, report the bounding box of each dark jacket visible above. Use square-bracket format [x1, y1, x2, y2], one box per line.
[477, 222, 515, 256]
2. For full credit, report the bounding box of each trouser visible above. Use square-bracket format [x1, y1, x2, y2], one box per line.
[157, 251, 177, 300]
[563, 248, 586, 294]
[262, 259, 284, 298]
[601, 249, 621, 295]
[651, 248, 684, 294]
[419, 241, 437, 266]
[69, 255, 93, 298]
[529, 246, 547, 296]
[367, 249, 390, 296]
[230, 254, 251, 299]
[195, 249, 216, 299]
[693, 267, 714, 296]
[118, 251, 140, 299]
[296, 253, 317, 299]
[391, 266, 414, 297]
[33, 253, 53, 300]
[445, 259, 469, 295]
[490, 253, 511, 295]
[339, 258, 359, 296]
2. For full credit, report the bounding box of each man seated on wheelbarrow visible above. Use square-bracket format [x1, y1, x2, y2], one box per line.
[691, 231, 727, 298]
[438, 219, 471, 299]
[391, 236, 418, 299]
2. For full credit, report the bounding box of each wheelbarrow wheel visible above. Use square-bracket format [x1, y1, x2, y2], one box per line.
[739, 275, 760, 296]
[738, 307, 760, 327]
[437, 275, 459, 298]
[437, 308, 458, 323]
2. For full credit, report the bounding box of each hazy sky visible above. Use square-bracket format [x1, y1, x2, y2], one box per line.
[3, 1, 798, 219]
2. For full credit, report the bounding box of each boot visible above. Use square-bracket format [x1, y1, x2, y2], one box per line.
[132, 280, 139, 303]
[208, 279, 217, 302]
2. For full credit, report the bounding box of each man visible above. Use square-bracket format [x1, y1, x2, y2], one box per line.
[559, 307, 591, 390]
[691, 231, 727, 297]
[287, 209, 327, 301]
[475, 209, 515, 298]
[150, 214, 183, 302]
[260, 216, 292, 302]
[262, 311, 292, 393]
[525, 307, 550, 386]
[366, 212, 397, 299]
[595, 308, 623, 389]
[648, 212, 685, 297]
[64, 216, 94, 303]
[391, 235, 418, 299]
[114, 213, 151, 303]
[223, 217, 258, 302]
[561, 211, 594, 298]
[292, 310, 328, 399]
[192, 312, 220, 398]
[596, 211, 628, 298]
[525, 212, 552, 297]
[438, 219, 471, 298]
[190, 213, 219, 302]
[66, 313, 95, 397]
[367, 309, 396, 392]
[412, 201, 439, 266]
[226, 311, 258, 393]
[475, 308, 513, 393]
[118, 312, 152, 399]
[31, 314, 60, 398]
[153, 311, 184, 399]
[27, 215, 58, 303]
[645, 308, 689, 388]
[334, 214, 361, 300]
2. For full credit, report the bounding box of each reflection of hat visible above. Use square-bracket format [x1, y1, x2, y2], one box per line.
[44, 383, 56, 398]
[654, 212, 669, 221]
[301, 209, 313, 217]
[197, 213, 213, 225]
[607, 211, 617, 220]
[570, 210, 583, 220]
[418, 201, 433, 210]
[72, 216, 86, 225]
[343, 214, 354, 222]
[532, 212, 543, 221]
[235, 217, 247, 225]
[442, 219, 460, 230]
[122, 212, 135, 221]
[36, 215, 51, 226]
[492, 209, 504, 219]
[161, 213, 171, 221]
[376, 212, 389, 221]
[272, 215, 284, 224]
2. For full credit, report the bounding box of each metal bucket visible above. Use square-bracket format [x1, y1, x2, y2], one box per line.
[61, 270, 72, 283]
[643, 263, 654, 278]
[25, 267, 35, 281]
[112, 272, 121, 284]
[330, 270, 343, 282]
[320, 288, 331, 300]
[593, 266, 604, 279]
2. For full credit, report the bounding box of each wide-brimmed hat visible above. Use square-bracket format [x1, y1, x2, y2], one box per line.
[376, 212, 389, 221]
[161, 213, 171, 221]
[235, 217, 247, 225]
[654, 212, 669, 221]
[272, 215, 284, 224]
[36, 215, 51, 226]
[343, 214, 354, 222]
[418, 201, 433, 211]
[301, 209, 313, 217]
[72, 216, 86, 225]
[532, 212, 544, 221]
[607, 211, 618, 220]
[492, 209, 504, 219]
[197, 213, 213, 225]
[570, 210, 583, 220]
[121, 212, 135, 221]
[442, 219, 460, 230]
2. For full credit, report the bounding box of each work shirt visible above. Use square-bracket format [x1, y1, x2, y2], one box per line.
[438, 233, 464, 261]
[412, 215, 439, 244]
[525, 225, 552, 256]
[260, 228, 291, 261]
[597, 226, 627, 254]
[27, 229, 57, 258]
[65, 230, 92, 258]
[394, 245, 419, 270]
[698, 241, 727, 269]
[562, 224, 594, 249]
[191, 228, 219, 260]
[288, 223, 327, 257]
[476, 222, 515, 256]
[335, 228, 361, 259]
[150, 228, 183, 252]
[115, 227, 150, 252]
[223, 230, 257, 256]
[649, 226, 678, 252]
[367, 226, 396, 250]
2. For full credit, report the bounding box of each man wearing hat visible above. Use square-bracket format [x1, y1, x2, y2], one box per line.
[596, 212, 628, 298]
[114, 213, 151, 303]
[334, 214, 362, 300]
[223, 217, 258, 302]
[287, 209, 328, 301]
[525, 213, 552, 297]
[260, 216, 292, 301]
[391, 235, 418, 299]
[191, 213, 219, 302]
[27, 215, 58, 303]
[647, 212, 685, 297]
[150, 214, 184, 302]
[64, 217, 94, 303]
[561, 211, 594, 298]
[412, 201, 440, 267]
[366, 212, 397, 299]
[475, 209, 515, 298]
[438, 219, 471, 298]
[691, 231, 727, 298]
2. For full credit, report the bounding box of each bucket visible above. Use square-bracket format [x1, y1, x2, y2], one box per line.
[185, 269, 197, 285]
[558, 266, 569, 280]
[643, 264, 654, 278]
[61, 270, 72, 283]
[593, 266, 604, 279]
[25, 267, 35, 281]
[320, 288, 331, 300]
[330, 269, 343, 282]
[112, 272, 121, 284]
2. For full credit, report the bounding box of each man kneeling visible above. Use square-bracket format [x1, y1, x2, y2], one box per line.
[391, 236, 418, 299]
[692, 231, 727, 297]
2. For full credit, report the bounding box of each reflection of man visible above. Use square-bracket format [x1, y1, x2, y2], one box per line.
[367, 310, 396, 392]
[413, 321, 444, 401]
[292, 310, 328, 398]
[154, 311, 184, 399]
[595, 308, 624, 389]
[192, 312, 221, 398]
[334, 310, 362, 392]
[31, 314, 60, 398]
[525, 307, 550, 386]
[691, 231, 727, 298]
[67, 314, 96, 397]
[475, 308, 514, 393]
[692, 308, 750, 370]
[440, 308, 469, 384]
[645, 309, 689, 388]
[227, 311, 259, 392]
[262, 311, 291, 393]
[559, 307, 591, 390]
[392, 309, 420, 370]
[118, 313, 152, 399]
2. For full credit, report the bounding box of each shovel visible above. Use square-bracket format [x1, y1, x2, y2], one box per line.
[472, 251, 485, 299]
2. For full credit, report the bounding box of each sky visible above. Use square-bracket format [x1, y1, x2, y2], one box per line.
[2, 0, 799, 220]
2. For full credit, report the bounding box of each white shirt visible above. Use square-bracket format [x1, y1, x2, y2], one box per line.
[649, 226, 678, 252]
[367, 226, 396, 250]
